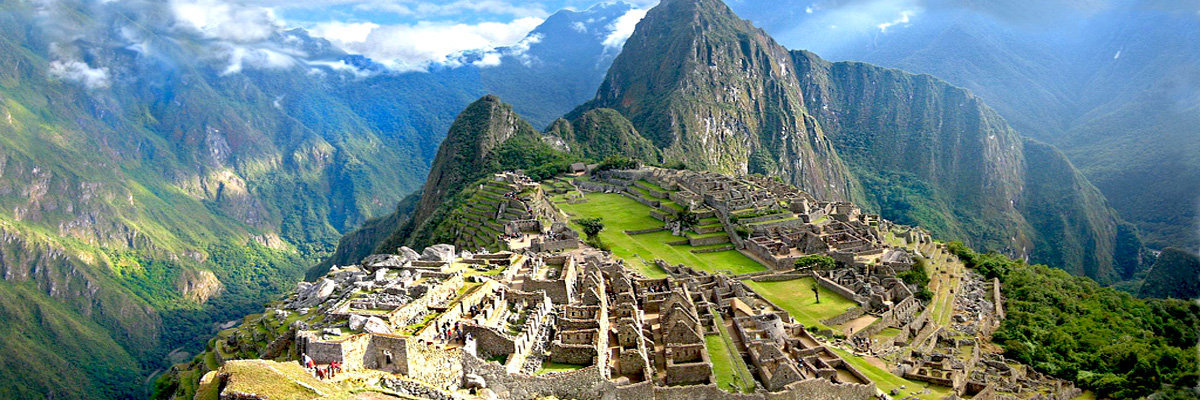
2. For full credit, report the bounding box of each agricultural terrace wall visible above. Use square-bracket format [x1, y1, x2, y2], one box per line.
[387, 274, 465, 326]
[463, 353, 874, 400]
[820, 307, 866, 327]
[810, 273, 864, 306]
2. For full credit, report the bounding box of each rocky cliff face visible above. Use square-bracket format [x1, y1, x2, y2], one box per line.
[790, 50, 1141, 282]
[573, 0, 859, 201]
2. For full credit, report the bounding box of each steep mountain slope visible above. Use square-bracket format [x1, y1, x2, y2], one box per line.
[408, 96, 538, 239]
[728, 2, 1199, 251]
[545, 109, 662, 162]
[1140, 248, 1200, 299]
[319, 96, 560, 272]
[0, 0, 631, 397]
[792, 52, 1142, 281]
[572, 0, 860, 201]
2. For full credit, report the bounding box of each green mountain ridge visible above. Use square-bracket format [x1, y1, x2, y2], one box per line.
[1139, 248, 1200, 299]
[0, 0, 631, 397]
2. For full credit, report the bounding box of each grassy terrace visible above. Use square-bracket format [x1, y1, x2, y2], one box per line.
[536, 361, 585, 376]
[830, 347, 951, 400]
[741, 278, 857, 330]
[708, 310, 755, 393]
[921, 242, 963, 327]
[217, 360, 351, 400]
[554, 192, 764, 277]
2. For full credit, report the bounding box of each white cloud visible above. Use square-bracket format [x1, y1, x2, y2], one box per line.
[602, 7, 649, 49]
[876, 9, 914, 32]
[505, 33, 543, 67]
[311, 17, 544, 72]
[473, 52, 502, 67]
[48, 59, 111, 89]
[347, 0, 550, 19]
[170, 0, 281, 42]
[219, 44, 299, 75]
[571, 21, 587, 33]
[309, 21, 380, 43]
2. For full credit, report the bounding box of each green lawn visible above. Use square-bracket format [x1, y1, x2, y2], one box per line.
[875, 327, 902, 339]
[707, 310, 755, 393]
[830, 347, 951, 400]
[636, 179, 667, 192]
[741, 278, 857, 330]
[555, 193, 764, 277]
[536, 361, 585, 375]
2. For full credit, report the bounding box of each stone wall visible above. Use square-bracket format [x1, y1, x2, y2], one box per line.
[810, 273, 864, 306]
[387, 274, 465, 326]
[467, 324, 516, 358]
[405, 341, 464, 389]
[532, 238, 580, 253]
[363, 334, 409, 374]
[880, 296, 921, 326]
[463, 352, 609, 400]
[690, 235, 730, 247]
[820, 307, 865, 327]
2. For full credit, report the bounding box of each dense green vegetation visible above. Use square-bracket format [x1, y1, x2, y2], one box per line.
[947, 242, 1199, 399]
[793, 254, 836, 270]
[897, 256, 933, 302]
[1138, 248, 1200, 299]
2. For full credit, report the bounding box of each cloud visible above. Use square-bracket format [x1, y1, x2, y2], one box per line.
[48, 59, 111, 89]
[473, 52, 502, 67]
[345, 0, 550, 19]
[602, 7, 649, 49]
[170, 0, 281, 42]
[218, 44, 300, 75]
[311, 17, 544, 71]
[876, 9, 914, 32]
[308, 21, 380, 43]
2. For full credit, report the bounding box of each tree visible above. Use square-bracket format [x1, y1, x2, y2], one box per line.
[811, 282, 821, 304]
[674, 209, 699, 231]
[574, 217, 605, 240]
[794, 255, 836, 270]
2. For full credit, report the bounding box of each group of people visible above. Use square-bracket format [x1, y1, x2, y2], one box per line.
[301, 353, 343, 380]
[437, 321, 467, 343]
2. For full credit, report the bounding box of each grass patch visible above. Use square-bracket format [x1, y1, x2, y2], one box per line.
[535, 361, 584, 375]
[555, 193, 764, 277]
[830, 347, 951, 400]
[875, 327, 902, 339]
[741, 278, 856, 330]
[707, 310, 755, 393]
[221, 360, 351, 400]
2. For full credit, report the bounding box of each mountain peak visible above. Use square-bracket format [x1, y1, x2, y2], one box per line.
[574, 0, 857, 201]
[411, 95, 535, 230]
